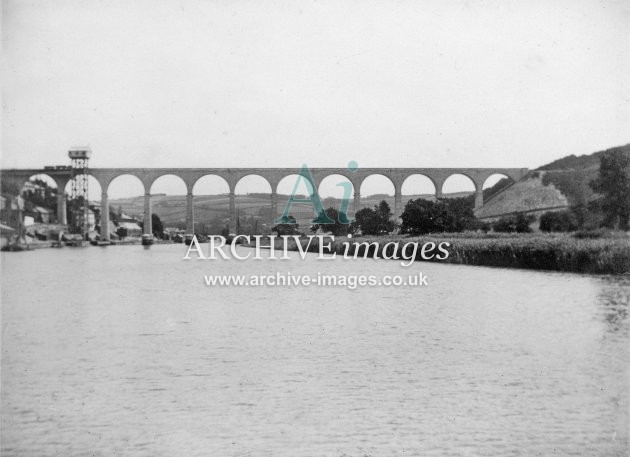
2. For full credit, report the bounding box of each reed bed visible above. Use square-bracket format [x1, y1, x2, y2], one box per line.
[426, 235, 629, 274]
[281, 232, 630, 275]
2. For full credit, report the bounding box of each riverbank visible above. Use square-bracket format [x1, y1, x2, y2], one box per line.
[270, 231, 630, 275]
[0, 237, 177, 250]
[6, 232, 629, 275]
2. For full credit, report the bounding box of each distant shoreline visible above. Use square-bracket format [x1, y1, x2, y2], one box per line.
[5, 232, 629, 276]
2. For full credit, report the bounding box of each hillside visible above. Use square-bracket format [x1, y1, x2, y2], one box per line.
[477, 143, 630, 220]
[537, 144, 630, 171]
[536, 143, 630, 206]
[475, 173, 569, 219]
[109, 192, 473, 227]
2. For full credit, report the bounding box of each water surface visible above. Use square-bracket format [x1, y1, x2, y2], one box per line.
[2, 244, 628, 456]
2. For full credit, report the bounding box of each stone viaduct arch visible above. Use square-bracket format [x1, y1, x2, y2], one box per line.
[1, 167, 528, 241]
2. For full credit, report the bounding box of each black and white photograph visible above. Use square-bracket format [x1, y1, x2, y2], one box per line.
[1, 1, 629, 456]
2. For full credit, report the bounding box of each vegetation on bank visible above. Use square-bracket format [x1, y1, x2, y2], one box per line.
[414, 232, 629, 275]
[276, 232, 629, 275]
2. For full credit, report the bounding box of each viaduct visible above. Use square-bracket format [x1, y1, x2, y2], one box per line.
[0, 167, 528, 241]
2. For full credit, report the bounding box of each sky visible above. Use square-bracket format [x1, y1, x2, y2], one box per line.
[2, 0, 629, 198]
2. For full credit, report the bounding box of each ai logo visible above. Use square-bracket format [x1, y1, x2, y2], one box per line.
[274, 161, 359, 225]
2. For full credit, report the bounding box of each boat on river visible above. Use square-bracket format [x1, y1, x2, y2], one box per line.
[1, 242, 28, 252]
[63, 233, 87, 247]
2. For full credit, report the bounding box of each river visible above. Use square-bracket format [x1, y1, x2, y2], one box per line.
[1, 244, 628, 456]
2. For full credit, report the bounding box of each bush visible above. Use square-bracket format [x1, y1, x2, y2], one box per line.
[492, 217, 513, 233]
[116, 226, 128, 239]
[573, 229, 609, 239]
[310, 207, 353, 236]
[354, 201, 395, 235]
[400, 197, 478, 235]
[272, 215, 300, 236]
[539, 210, 578, 232]
[492, 214, 534, 233]
[590, 148, 630, 230]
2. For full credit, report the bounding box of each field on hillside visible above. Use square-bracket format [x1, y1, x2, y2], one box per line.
[475, 172, 570, 219]
[109, 192, 473, 226]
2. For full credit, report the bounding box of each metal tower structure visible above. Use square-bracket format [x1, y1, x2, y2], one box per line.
[68, 147, 92, 236]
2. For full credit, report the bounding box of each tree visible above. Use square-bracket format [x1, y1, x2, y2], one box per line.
[152, 213, 164, 237]
[590, 150, 630, 230]
[539, 210, 578, 232]
[400, 199, 446, 235]
[443, 196, 477, 232]
[66, 195, 89, 233]
[21, 179, 57, 211]
[492, 213, 533, 233]
[1, 178, 22, 196]
[354, 200, 395, 235]
[116, 226, 128, 240]
[310, 207, 353, 236]
[400, 197, 479, 235]
[514, 214, 533, 233]
[377, 200, 394, 225]
[272, 215, 300, 236]
[138, 213, 165, 238]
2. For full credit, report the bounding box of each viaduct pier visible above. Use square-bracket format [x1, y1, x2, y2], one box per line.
[1, 166, 529, 241]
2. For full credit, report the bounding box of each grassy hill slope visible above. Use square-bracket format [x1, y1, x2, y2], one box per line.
[475, 173, 569, 219]
[477, 143, 629, 219]
[109, 192, 473, 227]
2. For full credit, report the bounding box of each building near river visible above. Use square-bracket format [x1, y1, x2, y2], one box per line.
[116, 221, 142, 238]
[24, 206, 53, 224]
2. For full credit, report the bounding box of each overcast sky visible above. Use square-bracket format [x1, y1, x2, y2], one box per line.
[2, 0, 629, 197]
